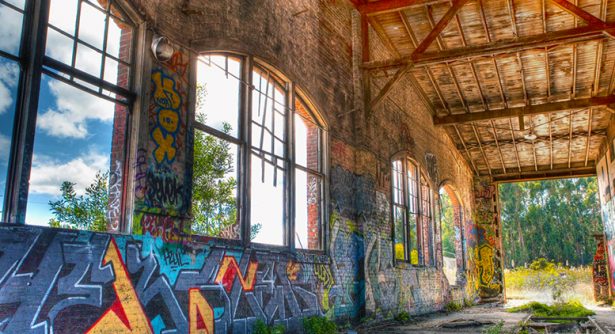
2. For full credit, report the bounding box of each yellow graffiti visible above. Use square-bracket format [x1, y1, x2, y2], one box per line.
[86, 239, 153, 333]
[152, 127, 177, 164]
[286, 260, 300, 281]
[214, 256, 258, 293]
[152, 71, 181, 109]
[475, 244, 501, 291]
[189, 288, 214, 334]
[314, 264, 335, 311]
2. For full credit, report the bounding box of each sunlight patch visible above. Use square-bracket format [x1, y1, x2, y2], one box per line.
[37, 79, 115, 138]
[29, 150, 109, 196]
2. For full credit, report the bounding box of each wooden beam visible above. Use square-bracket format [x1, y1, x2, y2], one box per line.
[433, 95, 615, 126]
[415, 25, 611, 66]
[492, 162, 596, 182]
[357, 0, 450, 15]
[364, 25, 611, 70]
[361, 14, 370, 62]
[412, 0, 470, 57]
[548, 0, 606, 28]
[369, 64, 412, 109]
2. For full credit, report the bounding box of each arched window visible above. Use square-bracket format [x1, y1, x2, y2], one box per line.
[392, 156, 436, 266]
[439, 184, 465, 285]
[193, 53, 327, 250]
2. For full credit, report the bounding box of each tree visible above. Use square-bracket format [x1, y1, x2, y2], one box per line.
[48, 171, 109, 232]
[440, 190, 456, 259]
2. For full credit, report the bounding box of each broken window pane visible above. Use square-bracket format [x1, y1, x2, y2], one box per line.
[0, 57, 20, 220]
[25, 75, 121, 231]
[0, 2, 24, 56]
[196, 55, 241, 138]
[295, 169, 322, 250]
[191, 129, 239, 239]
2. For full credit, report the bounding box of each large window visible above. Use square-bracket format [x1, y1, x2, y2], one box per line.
[1, 0, 135, 231]
[392, 157, 436, 266]
[193, 53, 326, 250]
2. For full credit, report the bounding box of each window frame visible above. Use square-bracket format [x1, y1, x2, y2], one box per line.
[1, 0, 141, 228]
[191, 52, 328, 253]
[391, 154, 437, 267]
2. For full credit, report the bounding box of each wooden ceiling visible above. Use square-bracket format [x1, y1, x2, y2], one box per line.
[354, 0, 615, 181]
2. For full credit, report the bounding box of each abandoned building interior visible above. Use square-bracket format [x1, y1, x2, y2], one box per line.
[0, 0, 614, 332]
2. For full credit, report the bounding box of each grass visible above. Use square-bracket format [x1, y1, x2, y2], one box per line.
[507, 301, 595, 318]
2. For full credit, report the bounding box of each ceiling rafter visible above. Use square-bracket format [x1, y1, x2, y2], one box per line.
[357, 0, 451, 16]
[433, 95, 615, 126]
[412, 0, 470, 57]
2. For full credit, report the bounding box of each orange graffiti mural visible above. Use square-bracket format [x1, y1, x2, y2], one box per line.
[189, 288, 214, 334]
[86, 239, 153, 333]
[214, 256, 258, 293]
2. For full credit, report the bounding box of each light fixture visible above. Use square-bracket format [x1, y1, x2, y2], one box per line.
[524, 130, 537, 141]
[151, 35, 174, 62]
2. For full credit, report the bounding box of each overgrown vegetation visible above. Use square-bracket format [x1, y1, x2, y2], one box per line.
[253, 319, 286, 334]
[481, 321, 504, 334]
[499, 178, 602, 268]
[394, 311, 410, 323]
[302, 316, 337, 334]
[507, 301, 595, 318]
[505, 258, 592, 303]
[445, 301, 463, 312]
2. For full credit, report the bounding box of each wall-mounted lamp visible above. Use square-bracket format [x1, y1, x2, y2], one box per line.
[151, 35, 174, 62]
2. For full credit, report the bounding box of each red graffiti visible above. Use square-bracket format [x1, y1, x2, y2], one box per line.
[214, 256, 258, 293]
[141, 214, 182, 243]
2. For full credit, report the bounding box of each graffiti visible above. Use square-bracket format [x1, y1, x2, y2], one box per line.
[86, 239, 153, 333]
[151, 70, 181, 164]
[475, 244, 501, 293]
[135, 148, 148, 200]
[108, 160, 123, 231]
[214, 256, 258, 293]
[140, 213, 183, 243]
[145, 168, 184, 211]
[189, 288, 215, 334]
[314, 264, 335, 310]
[593, 238, 610, 301]
[0, 226, 340, 333]
[286, 261, 300, 282]
[424, 153, 438, 185]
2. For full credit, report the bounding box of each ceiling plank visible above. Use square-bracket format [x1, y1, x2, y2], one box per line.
[357, 0, 450, 15]
[548, 0, 606, 28]
[412, 0, 471, 57]
[433, 95, 615, 126]
[364, 25, 613, 70]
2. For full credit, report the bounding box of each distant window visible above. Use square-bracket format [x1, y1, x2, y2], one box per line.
[392, 157, 435, 266]
[193, 53, 326, 250]
[1, 0, 135, 231]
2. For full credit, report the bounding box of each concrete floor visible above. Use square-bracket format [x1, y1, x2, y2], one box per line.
[358, 303, 615, 333]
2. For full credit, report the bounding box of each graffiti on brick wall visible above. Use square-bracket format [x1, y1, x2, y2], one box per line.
[599, 198, 615, 292]
[134, 148, 148, 200]
[0, 226, 359, 333]
[593, 238, 610, 301]
[151, 70, 181, 164]
[107, 160, 123, 231]
[474, 180, 497, 225]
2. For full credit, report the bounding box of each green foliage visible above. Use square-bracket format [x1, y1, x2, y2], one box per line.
[253, 319, 286, 334]
[302, 316, 337, 334]
[481, 321, 504, 334]
[440, 190, 456, 258]
[499, 178, 601, 268]
[394, 311, 411, 323]
[48, 172, 109, 232]
[445, 301, 463, 313]
[463, 298, 476, 307]
[507, 301, 594, 318]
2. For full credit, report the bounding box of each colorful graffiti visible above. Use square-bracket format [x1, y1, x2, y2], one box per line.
[151, 70, 181, 165]
[0, 226, 348, 333]
[592, 238, 610, 301]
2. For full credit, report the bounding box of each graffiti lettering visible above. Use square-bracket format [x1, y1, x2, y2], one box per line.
[134, 148, 148, 199]
[108, 160, 123, 231]
[145, 169, 184, 211]
[141, 213, 183, 243]
[214, 256, 258, 293]
[151, 70, 181, 164]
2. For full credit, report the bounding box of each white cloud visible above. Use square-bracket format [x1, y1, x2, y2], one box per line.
[0, 59, 19, 114]
[0, 4, 23, 54]
[0, 134, 10, 162]
[29, 150, 109, 196]
[37, 79, 115, 138]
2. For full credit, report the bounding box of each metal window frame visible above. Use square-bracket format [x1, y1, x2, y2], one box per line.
[1, 0, 137, 226]
[192, 52, 328, 253]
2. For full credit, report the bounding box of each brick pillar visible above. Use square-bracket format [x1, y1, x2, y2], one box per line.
[107, 23, 132, 232]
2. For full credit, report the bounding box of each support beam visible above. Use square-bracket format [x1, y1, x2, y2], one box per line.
[549, 0, 606, 28]
[412, 0, 470, 56]
[357, 0, 450, 15]
[369, 64, 412, 110]
[364, 25, 613, 70]
[433, 95, 615, 126]
[491, 163, 596, 182]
